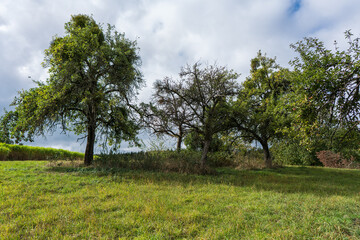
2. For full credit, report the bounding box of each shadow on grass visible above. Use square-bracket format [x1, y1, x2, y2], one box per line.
[47, 165, 360, 197]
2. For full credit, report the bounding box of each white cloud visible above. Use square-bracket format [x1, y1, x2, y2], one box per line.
[1, 0, 360, 151]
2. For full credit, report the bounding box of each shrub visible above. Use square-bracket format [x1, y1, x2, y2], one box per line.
[316, 150, 359, 169]
[207, 152, 234, 167]
[0, 146, 10, 160]
[340, 148, 360, 163]
[271, 140, 317, 166]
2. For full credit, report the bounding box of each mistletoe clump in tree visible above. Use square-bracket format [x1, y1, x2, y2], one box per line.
[12, 14, 143, 165]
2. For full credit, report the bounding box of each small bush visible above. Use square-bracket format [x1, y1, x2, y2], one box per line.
[207, 152, 234, 167]
[0, 146, 10, 160]
[316, 150, 359, 169]
[271, 140, 317, 166]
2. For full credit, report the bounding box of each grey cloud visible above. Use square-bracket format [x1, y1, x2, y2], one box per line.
[1, 0, 360, 152]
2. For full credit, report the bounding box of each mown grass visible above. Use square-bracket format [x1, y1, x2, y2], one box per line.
[1, 161, 360, 239]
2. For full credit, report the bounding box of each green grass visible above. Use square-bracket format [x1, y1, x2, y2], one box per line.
[0, 143, 84, 161]
[1, 161, 360, 239]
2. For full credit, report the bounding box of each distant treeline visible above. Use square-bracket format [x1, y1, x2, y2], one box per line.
[0, 143, 84, 161]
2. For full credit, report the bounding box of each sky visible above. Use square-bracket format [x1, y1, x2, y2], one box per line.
[1, 0, 360, 152]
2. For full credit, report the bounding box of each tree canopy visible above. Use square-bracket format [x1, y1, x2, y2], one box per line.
[11, 14, 143, 165]
[231, 51, 290, 168]
[283, 30, 360, 152]
[140, 79, 193, 152]
[153, 62, 240, 170]
[3, 19, 360, 169]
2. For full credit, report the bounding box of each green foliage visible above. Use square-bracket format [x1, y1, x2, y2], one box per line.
[96, 149, 266, 173]
[283, 31, 360, 151]
[231, 51, 290, 167]
[271, 140, 317, 166]
[232, 149, 266, 169]
[0, 146, 10, 160]
[0, 143, 83, 160]
[184, 131, 224, 152]
[95, 151, 207, 174]
[0, 110, 23, 144]
[12, 14, 143, 165]
[206, 151, 236, 167]
[1, 161, 360, 239]
[140, 80, 192, 152]
[154, 62, 240, 170]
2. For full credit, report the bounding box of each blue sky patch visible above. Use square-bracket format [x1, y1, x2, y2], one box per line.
[289, 0, 302, 14]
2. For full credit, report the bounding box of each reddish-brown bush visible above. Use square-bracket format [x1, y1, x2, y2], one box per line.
[316, 150, 354, 168]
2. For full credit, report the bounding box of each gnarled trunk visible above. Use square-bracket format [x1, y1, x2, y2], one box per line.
[200, 137, 211, 172]
[84, 122, 96, 166]
[261, 141, 272, 168]
[176, 136, 182, 152]
[176, 126, 183, 152]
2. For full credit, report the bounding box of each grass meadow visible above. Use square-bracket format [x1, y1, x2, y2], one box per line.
[1, 160, 360, 239]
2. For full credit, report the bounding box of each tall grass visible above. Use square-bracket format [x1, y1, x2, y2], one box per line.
[0, 143, 84, 161]
[95, 150, 267, 174]
[95, 151, 206, 174]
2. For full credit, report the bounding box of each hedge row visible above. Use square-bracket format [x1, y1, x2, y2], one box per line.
[0, 143, 84, 161]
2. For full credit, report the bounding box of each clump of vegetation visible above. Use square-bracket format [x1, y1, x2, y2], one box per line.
[0, 143, 84, 161]
[95, 148, 268, 174]
[0, 145, 10, 160]
[316, 150, 359, 169]
[271, 140, 317, 166]
[7, 14, 142, 166]
[140, 62, 240, 172]
[233, 150, 267, 169]
[95, 151, 211, 174]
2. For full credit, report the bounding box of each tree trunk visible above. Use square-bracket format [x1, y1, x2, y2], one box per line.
[200, 138, 211, 172]
[261, 141, 272, 168]
[176, 126, 183, 152]
[176, 136, 182, 152]
[84, 123, 96, 166]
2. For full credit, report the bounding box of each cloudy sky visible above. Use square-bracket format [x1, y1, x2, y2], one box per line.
[1, 0, 360, 152]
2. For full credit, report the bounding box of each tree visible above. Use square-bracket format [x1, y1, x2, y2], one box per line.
[12, 14, 143, 165]
[231, 51, 290, 168]
[183, 131, 224, 152]
[139, 79, 192, 152]
[286, 31, 360, 151]
[158, 62, 240, 171]
[0, 110, 20, 144]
